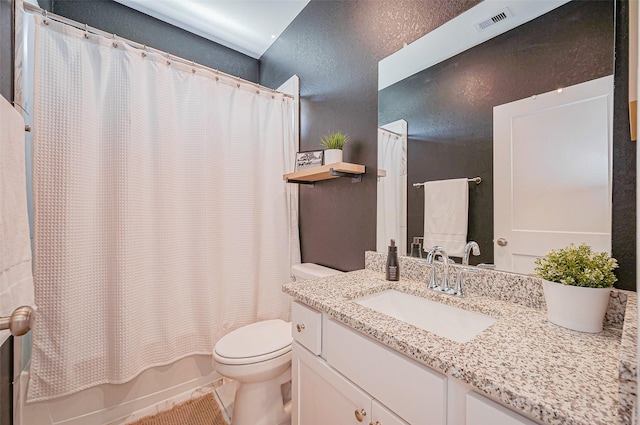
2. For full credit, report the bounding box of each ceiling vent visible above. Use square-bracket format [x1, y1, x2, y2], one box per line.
[473, 7, 514, 32]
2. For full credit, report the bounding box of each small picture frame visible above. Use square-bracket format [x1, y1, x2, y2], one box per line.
[295, 150, 324, 171]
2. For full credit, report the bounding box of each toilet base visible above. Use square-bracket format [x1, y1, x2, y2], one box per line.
[231, 367, 292, 425]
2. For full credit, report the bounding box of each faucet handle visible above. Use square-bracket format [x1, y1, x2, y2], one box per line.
[453, 267, 479, 296]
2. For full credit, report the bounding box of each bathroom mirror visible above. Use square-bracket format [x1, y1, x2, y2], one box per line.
[377, 0, 616, 274]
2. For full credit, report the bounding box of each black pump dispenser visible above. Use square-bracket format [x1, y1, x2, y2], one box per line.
[386, 239, 399, 281]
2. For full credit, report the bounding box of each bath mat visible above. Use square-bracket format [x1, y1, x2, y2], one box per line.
[128, 393, 228, 425]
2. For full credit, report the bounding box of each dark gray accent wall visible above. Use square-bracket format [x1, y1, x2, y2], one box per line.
[0, 336, 11, 425]
[49, 0, 260, 83]
[260, 0, 482, 271]
[612, 0, 637, 291]
[0, 338, 11, 425]
[261, 0, 635, 289]
[0, 0, 12, 422]
[379, 0, 636, 290]
[0, 0, 11, 101]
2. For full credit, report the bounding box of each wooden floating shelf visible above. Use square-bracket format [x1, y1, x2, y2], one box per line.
[283, 162, 365, 184]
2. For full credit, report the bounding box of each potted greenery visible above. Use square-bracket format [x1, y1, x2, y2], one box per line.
[534, 243, 618, 333]
[320, 131, 350, 164]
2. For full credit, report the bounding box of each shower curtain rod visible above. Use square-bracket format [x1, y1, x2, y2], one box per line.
[378, 127, 404, 137]
[21, 3, 294, 100]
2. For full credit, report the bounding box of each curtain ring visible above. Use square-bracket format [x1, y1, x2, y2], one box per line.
[83, 23, 89, 39]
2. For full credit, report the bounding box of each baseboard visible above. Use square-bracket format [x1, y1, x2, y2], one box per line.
[18, 355, 221, 425]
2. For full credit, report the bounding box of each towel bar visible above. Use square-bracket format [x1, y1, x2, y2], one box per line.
[0, 306, 34, 336]
[413, 177, 481, 187]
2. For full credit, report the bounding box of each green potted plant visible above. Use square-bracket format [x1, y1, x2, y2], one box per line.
[320, 131, 350, 164]
[534, 242, 618, 333]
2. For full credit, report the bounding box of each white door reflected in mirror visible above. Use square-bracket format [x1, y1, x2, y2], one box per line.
[493, 75, 613, 274]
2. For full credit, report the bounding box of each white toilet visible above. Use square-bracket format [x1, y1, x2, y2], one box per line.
[213, 263, 342, 425]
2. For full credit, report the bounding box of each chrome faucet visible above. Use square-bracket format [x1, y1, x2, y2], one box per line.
[426, 246, 451, 293]
[453, 267, 479, 296]
[462, 241, 480, 265]
[447, 241, 480, 296]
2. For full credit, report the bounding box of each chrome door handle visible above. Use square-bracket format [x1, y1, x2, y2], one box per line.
[0, 306, 34, 336]
[497, 238, 508, 247]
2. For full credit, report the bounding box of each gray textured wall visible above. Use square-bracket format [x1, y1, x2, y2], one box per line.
[260, 0, 482, 271]
[0, 0, 12, 421]
[0, 0, 11, 101]
[611, 0, 637, 291]
[261, 0, 635, 290]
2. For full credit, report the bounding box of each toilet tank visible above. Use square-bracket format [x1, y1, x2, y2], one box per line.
[291, 263, 343, 281]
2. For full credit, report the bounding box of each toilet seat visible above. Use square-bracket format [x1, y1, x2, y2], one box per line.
[214, 319, 292, 365]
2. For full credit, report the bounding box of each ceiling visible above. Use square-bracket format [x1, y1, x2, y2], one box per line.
[113, 0, 310, 59]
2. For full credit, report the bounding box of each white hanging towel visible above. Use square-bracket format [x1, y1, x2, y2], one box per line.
[423, 178, 469, 258]
[0, 96, 34, 345]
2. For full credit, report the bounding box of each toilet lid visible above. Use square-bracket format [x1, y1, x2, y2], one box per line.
[214, 319, 292, 360]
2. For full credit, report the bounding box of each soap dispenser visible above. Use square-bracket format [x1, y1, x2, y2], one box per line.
[386, 239, 399, 281]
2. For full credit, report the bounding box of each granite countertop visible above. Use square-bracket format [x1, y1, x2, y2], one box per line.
[283, 268, 635, 425]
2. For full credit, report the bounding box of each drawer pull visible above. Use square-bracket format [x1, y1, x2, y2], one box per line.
[296, 323, 305, 333]
[369, 422, 381, 425]
[354, 408, 367, 422]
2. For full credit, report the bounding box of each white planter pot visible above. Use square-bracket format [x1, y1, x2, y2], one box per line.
[324, 149, 343, 165]
[542, 279, 612, 333]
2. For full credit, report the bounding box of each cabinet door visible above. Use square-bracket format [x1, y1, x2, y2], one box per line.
[372, 400, 410, 425]
[293, 343, 372, 425]
[325, 319, 446, 425]
[466, 392, 539, 425]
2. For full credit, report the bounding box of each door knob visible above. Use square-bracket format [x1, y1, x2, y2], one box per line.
[497, 238, 508, 247]
[0, 306, 34, 336]
[354, 408, 367, 422]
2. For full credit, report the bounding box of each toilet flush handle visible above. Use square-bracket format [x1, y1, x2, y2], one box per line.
[296, 323, 305, 333]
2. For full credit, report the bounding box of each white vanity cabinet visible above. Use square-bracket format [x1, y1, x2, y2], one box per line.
[291, 300, 541, 425]
[466, 392, 538, 425]
[292, 301, 433, 425]
[294, 343, 408, 425]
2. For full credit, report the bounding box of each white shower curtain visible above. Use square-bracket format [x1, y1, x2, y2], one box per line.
[28, 15, 300, 402]
[376, 128, 407, 255]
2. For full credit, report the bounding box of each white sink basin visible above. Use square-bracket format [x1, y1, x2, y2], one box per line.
[354, 289, 496, 343]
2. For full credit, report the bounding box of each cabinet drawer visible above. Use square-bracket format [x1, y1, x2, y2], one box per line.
[466, 392, 538, 425]
[291, 301, 322, 355]
[325, 318, 446, 425]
